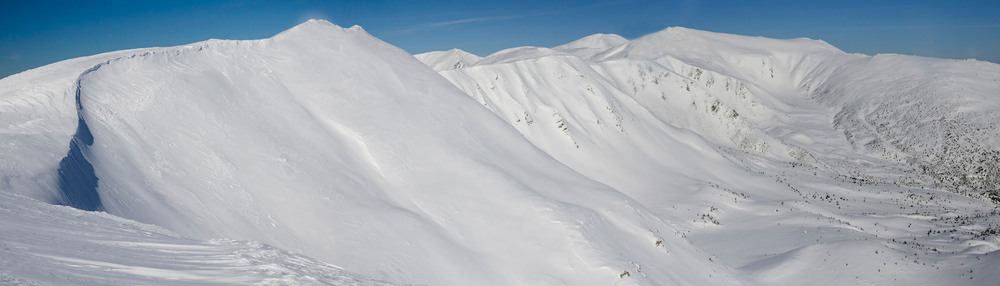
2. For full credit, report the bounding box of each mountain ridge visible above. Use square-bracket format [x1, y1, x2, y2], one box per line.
[1, 20, 998, 285]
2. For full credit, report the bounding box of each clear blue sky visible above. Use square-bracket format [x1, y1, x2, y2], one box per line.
[3, 0, 999, 78]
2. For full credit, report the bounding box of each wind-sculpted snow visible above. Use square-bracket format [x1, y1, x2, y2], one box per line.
[0, 47, 157, 204]
[0, 191, 398, 285]
[55, 116, 101, 211]
[9, 20, 743, 285]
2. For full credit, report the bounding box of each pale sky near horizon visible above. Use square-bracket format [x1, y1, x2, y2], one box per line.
[2, 0, 999, 78]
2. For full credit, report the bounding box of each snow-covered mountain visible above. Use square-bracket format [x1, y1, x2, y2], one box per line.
[553, 33, 628, 60]
[1, 20, 742, 285]
[1, 19, 998, 285]
[419, 26, 1000, 285]
[413, 48, 482, 71]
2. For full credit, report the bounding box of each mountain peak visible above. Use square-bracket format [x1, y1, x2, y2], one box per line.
[414, 48, 483, 71]
[556, 33, 628, 48]
[273, 19, 369, 41]
[553, 33, 628, 60]
[293, 18, 340, 30]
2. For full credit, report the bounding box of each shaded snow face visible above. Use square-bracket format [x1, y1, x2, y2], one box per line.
[55, 75, 103, 211]
[56, 116, 101, 211]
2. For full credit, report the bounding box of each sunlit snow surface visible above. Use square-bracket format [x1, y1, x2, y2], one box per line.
[0, 191, 397, 285]
[1, 19, 999, 285]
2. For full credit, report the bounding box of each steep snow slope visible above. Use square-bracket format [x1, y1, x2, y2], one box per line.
[413, 48, 481, 71]
[429, 46, 779, 219]
[423, 26, 1000, 285]
[591, 27, 849, 158]
[0, 191, 396, 285]
[0, 20, 744, 285]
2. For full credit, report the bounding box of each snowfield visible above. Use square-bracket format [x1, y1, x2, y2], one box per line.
[420, 25, 1000, 285]
[1, 19, 998, 285]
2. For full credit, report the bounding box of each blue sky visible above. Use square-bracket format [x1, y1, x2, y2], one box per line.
[2, 0, 999, 78]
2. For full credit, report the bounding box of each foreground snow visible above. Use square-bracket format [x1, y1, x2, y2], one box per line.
[0, 191, 397, 285]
